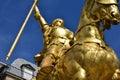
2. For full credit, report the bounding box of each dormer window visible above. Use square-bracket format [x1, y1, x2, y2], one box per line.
[21, 64, 35, 80]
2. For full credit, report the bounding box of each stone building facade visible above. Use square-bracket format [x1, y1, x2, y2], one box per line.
[0, 58, 39, 80]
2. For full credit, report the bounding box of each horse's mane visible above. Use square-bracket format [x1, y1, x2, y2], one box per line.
[76, 0, 96, 34]
[84, 0, 95, 11]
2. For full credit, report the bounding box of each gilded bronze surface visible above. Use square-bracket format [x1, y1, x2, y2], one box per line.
[33, 5, 75, 80]
[35, 0, 120, 80]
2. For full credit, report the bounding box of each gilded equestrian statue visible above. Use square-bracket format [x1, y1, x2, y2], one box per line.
[36, 0, 120, 80]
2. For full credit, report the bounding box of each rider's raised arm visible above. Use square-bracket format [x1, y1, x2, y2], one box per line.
[34, 5, 49, 32]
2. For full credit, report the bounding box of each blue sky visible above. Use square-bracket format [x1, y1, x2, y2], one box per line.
[0, 0, 120, 64]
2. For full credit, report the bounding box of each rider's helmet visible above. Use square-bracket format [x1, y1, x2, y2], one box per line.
[52, 18, 64, 27]
[95, 0, 118, 4]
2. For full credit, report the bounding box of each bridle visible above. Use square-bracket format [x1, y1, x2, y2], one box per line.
[76, 1, 119, 35]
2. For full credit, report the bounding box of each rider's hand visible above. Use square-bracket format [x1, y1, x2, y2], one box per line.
[34, 0, 39, 3]
[34, 6, 40, 20]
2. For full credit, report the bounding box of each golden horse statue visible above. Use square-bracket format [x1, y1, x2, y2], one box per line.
[37, 0, 120, 80]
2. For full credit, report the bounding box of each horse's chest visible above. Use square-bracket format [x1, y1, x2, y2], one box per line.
[83, 49, 112, 70]
[81, 43, 115, 67]
[83, 47, 107, 65]
[76, 43, 119, 79]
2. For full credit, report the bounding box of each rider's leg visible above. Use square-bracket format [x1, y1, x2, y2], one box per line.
[36, 53, 55, 80]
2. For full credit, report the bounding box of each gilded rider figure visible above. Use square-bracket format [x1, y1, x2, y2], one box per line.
[33, 5, 75, 80]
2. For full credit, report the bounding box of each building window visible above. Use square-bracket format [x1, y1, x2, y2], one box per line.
[21, 64, 35, 80]
[22, 67, 33, 80]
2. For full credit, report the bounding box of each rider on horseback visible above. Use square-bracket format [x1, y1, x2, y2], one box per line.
[33, 5, 75, 80]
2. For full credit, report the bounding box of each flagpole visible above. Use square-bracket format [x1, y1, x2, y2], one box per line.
[6, 0, 38, 61]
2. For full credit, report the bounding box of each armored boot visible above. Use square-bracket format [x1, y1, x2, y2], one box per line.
[36, 66, 54, 80]
[36, 54, 55, 80]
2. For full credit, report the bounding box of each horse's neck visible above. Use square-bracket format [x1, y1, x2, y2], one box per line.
[76, 12, 105, 47]
[76, 0, 98, 31]
[76, 23, 105, 47]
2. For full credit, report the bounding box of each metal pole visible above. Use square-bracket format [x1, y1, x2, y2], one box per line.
[6, 0, 38, 60]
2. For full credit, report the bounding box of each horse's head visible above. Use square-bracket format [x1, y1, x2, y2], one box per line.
[76, 0, 120, 45]
[91, 0, 120, 29]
